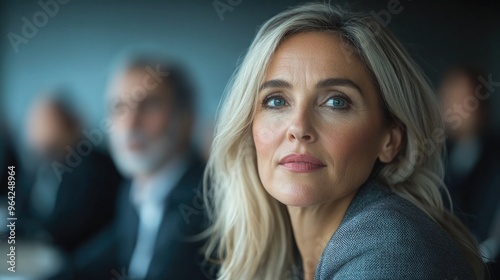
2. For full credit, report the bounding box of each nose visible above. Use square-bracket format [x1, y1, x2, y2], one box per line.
[287, 107, 316, 143]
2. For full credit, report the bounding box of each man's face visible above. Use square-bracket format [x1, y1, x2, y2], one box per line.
[107, 68, 179, 177]
[439, 73, 481, 138]
[27, 101, 78, 161]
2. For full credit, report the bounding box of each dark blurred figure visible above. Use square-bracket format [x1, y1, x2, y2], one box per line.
[439, 66, 500, 275]
[17, 92, 122, 254]
[74, 55, 211, 280]
[0, 121, 19, 197]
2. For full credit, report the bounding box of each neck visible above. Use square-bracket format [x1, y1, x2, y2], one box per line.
[135, 173, 154, 187]
[287, 190, 357, 280]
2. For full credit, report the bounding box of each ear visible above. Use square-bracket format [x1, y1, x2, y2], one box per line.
[378, 124, 404, 163]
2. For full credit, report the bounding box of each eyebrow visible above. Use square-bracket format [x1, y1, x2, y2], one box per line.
[316, 78, 363, 95]
[259, 78, 363, 95]
[259, 79, 292, 91]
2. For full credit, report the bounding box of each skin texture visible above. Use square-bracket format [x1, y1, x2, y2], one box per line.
[252, 32, 402, 280]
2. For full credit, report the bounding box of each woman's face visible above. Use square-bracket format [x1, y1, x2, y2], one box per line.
[252, 32, 401, 207]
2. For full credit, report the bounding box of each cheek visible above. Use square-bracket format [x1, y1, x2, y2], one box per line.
[111, 115, 127, 132]
[252, 114, 287, 170]
[329, 123, 378, 154]
[322, 119, 382, 177]
[253, 126, 276, 151]
[252, 113, 287, 153]
[143, 112, 171, 138]
[253, 123, 277, 162]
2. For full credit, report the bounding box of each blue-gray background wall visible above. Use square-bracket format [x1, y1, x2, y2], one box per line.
[1, 0, 499, 158]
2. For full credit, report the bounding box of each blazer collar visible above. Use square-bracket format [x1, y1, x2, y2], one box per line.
[340, 180, 392, 224]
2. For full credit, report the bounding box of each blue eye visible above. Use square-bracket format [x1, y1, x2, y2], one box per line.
[325, 97, 348, 109]
[265, 96, 287, 108]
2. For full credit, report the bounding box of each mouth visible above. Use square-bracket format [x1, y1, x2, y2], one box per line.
[126, 141, 145, 151]
[279, 153, 326, 173]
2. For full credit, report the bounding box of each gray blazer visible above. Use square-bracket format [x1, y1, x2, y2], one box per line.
[314, 181, 476, 280]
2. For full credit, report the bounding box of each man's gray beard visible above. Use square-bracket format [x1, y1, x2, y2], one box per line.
[109, 128, 177, 178]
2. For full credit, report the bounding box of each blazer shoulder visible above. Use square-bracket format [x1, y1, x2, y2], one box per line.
[316, 183, 475, 279]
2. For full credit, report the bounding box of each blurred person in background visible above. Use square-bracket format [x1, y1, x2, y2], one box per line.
[439, 66, 500, 273]
[74, 55, 211, 280]
[17, 92, 122, 254]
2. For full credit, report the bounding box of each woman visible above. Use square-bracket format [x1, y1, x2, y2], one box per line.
[204, 3, 484, 279]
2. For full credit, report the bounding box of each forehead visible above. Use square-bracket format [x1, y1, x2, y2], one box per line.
[265, 32, 373, 88]
[108, 68, 172, 100]
[32, 101, 62, 118]
[442, 73, 473, 89]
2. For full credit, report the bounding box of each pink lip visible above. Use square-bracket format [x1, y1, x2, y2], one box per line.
[279, 153, 326, 173]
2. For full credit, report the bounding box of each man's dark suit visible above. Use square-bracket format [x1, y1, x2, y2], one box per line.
[446, 135, 500, 241]
[16, 149, 122, 253]
[74, 154, 212, 280]
[445, 135, 500, 279]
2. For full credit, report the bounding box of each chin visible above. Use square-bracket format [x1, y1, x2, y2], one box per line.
[267, 181, 326, 207]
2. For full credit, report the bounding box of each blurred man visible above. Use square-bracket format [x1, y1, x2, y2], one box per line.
[439, 66, 500, 274]
[74, 56, 210, 280]
[18, 93, 122, 253]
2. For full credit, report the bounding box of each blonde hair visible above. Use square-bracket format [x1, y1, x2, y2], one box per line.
[204, 3, 484, 279]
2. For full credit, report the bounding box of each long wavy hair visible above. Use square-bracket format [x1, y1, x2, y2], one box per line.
[203, 3, 484, 279]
